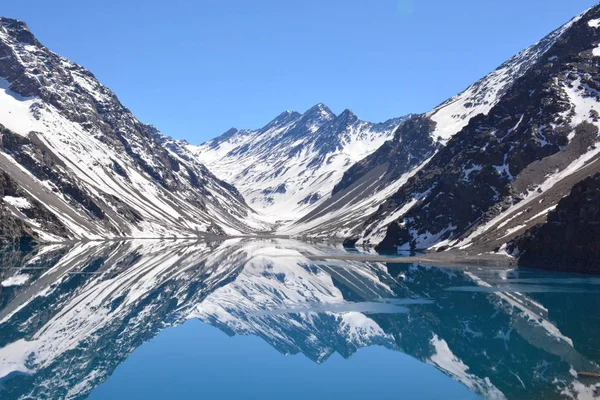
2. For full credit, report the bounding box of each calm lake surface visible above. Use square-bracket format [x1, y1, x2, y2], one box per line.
[0, 239, 599, 399]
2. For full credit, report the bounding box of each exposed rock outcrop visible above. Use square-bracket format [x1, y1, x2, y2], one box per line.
[511, 172, 600, 273]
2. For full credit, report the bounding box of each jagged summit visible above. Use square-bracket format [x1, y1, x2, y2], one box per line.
[0, 17, 30, 32]
[336, 108, 358, 123]
[304, 102, 334, 117]
[191, 102, 408, 219]
[0, 17, 40, 48]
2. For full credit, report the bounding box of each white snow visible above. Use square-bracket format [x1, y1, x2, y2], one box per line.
[283, 155, 434, 241]
[1, 273, 30, 287]
[563, 78, 600, 126]
[427, 10, 583, 144]
[191, 108, 405, 221]
[588, 18, 600, 28]
[0, 339, 35, 378]
[2, 195, 31, 209]
[0, 77, 43, 136]
[428, 334, 506, 399]
[462, 164, 482, 182]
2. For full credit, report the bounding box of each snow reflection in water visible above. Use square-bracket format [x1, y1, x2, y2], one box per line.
[0, 238, 598, 400]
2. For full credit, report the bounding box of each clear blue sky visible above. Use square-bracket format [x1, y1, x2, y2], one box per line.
[2, 0, 598, 143]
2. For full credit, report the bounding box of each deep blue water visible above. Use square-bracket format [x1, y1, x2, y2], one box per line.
[88, 320, 478, 400]
[0, 239, 598, 399]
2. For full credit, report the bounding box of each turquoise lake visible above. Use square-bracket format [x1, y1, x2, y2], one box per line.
[0, 239, 598, 399]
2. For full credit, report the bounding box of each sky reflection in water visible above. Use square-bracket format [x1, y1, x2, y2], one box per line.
[0, 239, 598, 400]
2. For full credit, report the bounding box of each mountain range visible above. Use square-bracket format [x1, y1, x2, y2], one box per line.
[1, 5, 600, 271]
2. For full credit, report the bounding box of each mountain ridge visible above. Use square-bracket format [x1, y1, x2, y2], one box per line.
[0, 16, 269, 242]
[190, 103, 408, 221]
[1, 5, 600, 274]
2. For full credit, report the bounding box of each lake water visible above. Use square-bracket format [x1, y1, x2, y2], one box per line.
[0, 239, 599, 399]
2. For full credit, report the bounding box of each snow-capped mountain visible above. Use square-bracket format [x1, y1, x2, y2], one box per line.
[278, 8, 595, 243]
[0, 239, 596, 399]
[0, 18, 269, 243]
[189, 104, 407, 221]
[282, 115, 438, 239]
[0, 2, 599, 273]
[332, 5, 600, 258]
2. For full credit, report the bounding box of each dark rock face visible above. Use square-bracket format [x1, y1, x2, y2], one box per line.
[332, 115, 436, 196]
[512, 172, 600, 273]
[287, 115, 437, 240]
[0, 140, 69, 243]
[1, 126, 106, 220]
[346, 5, 600, 252]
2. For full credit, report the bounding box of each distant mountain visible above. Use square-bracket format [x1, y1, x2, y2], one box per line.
[189, 104, 408, 221]
[0, 18, 268, 243]
[282, 115, 437, 239]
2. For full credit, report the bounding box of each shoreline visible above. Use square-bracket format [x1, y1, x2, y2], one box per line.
[307, 252, 518, 268]
[10, 236, 517, 269]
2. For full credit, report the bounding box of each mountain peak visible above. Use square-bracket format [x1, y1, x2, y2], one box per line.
[276, 110, 302, 120]
[0, 17, 38, 46]
[305, 103, 335, 118]
[338, 108, 357, 119]
[259, 110, 302, 134]
[0, 17, 29, 32]
[223, 127, 238, 135]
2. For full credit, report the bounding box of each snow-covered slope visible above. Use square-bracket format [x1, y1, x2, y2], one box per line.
[427, 10, 584, 144]
[0, 18, 268, 242]
[189, 105, 407, 221]
[269, 10, 590, 241]
[343, 5, 600, 254]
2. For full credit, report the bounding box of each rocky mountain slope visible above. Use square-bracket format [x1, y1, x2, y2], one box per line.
[282, 115, 438, 240]
[510, 171, 600, 273]
[190, 104, 407, 221]
[340, 5, 600, 256]
[0, 18, 268, 243]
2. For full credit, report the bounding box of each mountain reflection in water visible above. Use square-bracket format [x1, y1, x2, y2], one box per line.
[0, 239, 598, 399]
